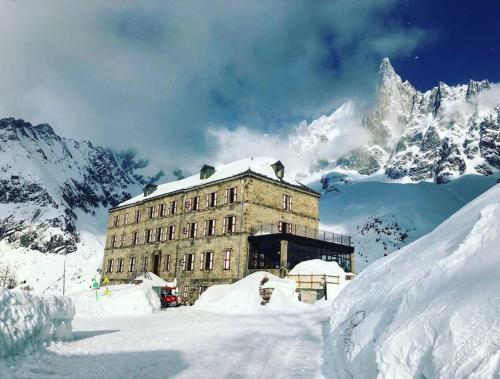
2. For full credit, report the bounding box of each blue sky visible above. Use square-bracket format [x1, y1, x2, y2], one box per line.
[0, 1, 498, 175]
[390, 0, 499, 89]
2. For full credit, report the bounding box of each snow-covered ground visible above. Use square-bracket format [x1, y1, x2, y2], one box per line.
[0, 296, 334, 378]
[1, 181, 499, 379]
[328, 184, 500, 378]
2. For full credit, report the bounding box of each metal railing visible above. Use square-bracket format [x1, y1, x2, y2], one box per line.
[250, 223, 352, 246]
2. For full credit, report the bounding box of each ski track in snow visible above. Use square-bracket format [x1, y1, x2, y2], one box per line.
[0, 307, 333, 379]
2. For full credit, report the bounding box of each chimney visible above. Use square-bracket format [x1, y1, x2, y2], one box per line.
[200, 164, 216, 179]
[143, 183, 158, 197]
[271, 161, 285, 179]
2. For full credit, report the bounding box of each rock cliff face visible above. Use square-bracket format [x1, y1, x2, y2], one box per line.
[342, 59, 498, 183]
[0, 118, 155, 255]
[293, 58, 499, 183]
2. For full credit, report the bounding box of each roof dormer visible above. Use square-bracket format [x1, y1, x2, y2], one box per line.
[143, 183, 158, 197]
[271, 160, 284, 179]
[200, 164, 216, 179]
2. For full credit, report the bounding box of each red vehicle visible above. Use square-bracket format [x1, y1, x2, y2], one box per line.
[160, 286, 181, 308]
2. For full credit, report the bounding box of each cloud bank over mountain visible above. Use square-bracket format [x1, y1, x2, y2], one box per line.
[0, 1, 425, 173]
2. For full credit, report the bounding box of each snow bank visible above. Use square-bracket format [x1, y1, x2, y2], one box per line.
[133, 272, 173, 288]
[70, 282, 160, 318]
[329, 184, 500, 379]
[289, 259, 346, 277]
[195, 272, 307, 314]
[0, 289, 74, 357]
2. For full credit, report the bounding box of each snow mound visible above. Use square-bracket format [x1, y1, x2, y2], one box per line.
[133, 272, 171, 287]
[329, 184, 500, 379]
[289, 259, 346, 277]
[195, 272, 307, 314]
[70, 282, 160, 318]
[0, 289, 74, 358]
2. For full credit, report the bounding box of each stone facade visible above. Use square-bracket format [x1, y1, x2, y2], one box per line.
[102, 172, 320, 303]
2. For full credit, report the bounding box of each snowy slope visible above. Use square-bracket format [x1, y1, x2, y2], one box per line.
[316, 171, 500, 271]
[0, 118, 158, 293]
[328, 184, 500, 379]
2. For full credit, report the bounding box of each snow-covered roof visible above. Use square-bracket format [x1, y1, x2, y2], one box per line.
[116, 157, 317, 208]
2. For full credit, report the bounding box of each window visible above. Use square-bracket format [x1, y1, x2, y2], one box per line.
[146, 229, 155, 243]
[182, 285, 189, 299]
[149, 205, 159, 219]
[135, 210, 142, 223]
[204, 219, 216, 236]
[160, 203, 167, 217]
[200, 251, 213, 270]
[207, 192, 217, 207]
[223, 250, 231, 270]
[189, 222, 198, 238]
[198, 286, 208, 295]
[132, 231, 139, 246]
[156, 227, 163, 242]
[181, 254, 187, 271]
[117, 258, 124, 273]
[129, 257, 136, 272]
[225, 187, 238, 203]
[111, 235, 118, 248]
[142, 256, 149, 272]
[164, 254, 171, 271]
[167, 225, 176, 240]
[124, 213, 129, 225]
[170, 201, 177, 214]
[120, 234, 126, 247]
[187, 253, 195, 271]
[113, 215, 120, 227]
[283, 194, 293, 211]
[106, 259, 113, 273]
[223, 216, 236, 234]
[192, 196, 200, 211]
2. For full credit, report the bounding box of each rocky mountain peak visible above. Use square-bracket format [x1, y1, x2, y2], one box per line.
[0, 118, 157, 254]
[333, 59, 499, 182]
[466, 79, 492, 99]
[378, 57, 397, 80]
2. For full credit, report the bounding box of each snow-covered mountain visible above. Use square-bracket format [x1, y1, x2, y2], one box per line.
[328, 183, 500, 379]
[293, 58, 500, 270]
[297, 58, 500, 183]
[0, 118, 159, 292]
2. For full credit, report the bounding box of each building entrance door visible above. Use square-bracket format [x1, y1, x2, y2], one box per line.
[152, 255, 160, 275]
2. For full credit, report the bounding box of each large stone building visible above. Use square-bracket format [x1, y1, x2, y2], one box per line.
[102, 157, 354, 302]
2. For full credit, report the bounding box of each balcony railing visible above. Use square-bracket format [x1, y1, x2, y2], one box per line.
[250, 223, 352, 247]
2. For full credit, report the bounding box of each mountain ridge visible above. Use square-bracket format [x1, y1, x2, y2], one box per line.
[0, 117, 157, 255]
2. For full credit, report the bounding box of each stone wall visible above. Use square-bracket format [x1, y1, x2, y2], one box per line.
[101, 174, 320, 303]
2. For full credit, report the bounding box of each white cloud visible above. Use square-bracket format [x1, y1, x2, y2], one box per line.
[207, 101, 372, 179]
[0, 0, 425, 174]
